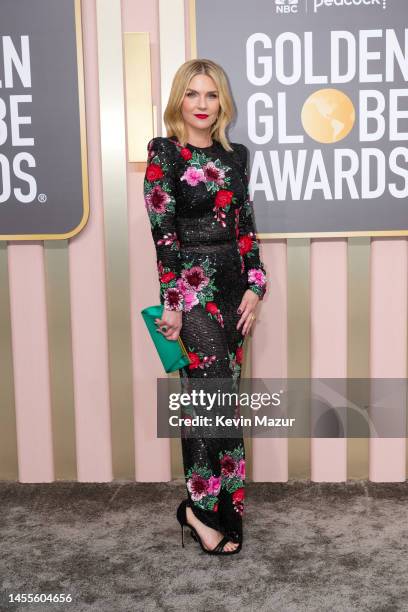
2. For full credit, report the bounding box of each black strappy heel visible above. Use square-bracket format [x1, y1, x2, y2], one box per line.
[190, 528, 242, 552]
[176, 499, 242, 555]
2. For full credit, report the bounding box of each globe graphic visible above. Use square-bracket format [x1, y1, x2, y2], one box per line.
[301, 88, 355, 144]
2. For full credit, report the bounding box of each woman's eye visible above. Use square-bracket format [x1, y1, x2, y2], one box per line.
[186, 92, 218, 98]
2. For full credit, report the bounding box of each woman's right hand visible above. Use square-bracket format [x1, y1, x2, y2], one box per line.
[155, 309, 182, 341]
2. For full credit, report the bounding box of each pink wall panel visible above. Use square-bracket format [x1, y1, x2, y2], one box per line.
[369, 238, 408, 482]
[122, 0, 172, 481]
[310, 240, 348, 482]
[71, 0, 113, 482]
[252, 241, 288, 482]
[8, 243, 54, 482]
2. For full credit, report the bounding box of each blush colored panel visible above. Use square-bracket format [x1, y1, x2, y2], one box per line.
[310, 239, 348, 482]
[70, 0, 113, 482]
[369, 238, 407, 482]
[8, 243, 54, 482]
[252, 241, 288, 482]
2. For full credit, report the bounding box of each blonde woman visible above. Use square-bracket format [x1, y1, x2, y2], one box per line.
[143, 59, 267, 555]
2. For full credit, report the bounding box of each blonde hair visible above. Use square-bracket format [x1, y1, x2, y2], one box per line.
[163, 59, 235, 152]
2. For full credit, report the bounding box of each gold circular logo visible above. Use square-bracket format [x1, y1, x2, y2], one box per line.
[301, 88, 355, 144]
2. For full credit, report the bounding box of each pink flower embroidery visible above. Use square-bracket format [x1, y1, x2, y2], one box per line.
[144, 184, 171, 214]
[187, 349, 217, 369]
[187, 473, 209, 501]
[181, 266, 209, 292]
[220, 454, 237, 477]
[156, 232, 180, 247]
[183, 292, 199, 312]
[163, 287, 183, 311]
[202, 162, 225, 185]
[199, 355, 217, 368]
[248, 268, 266, 287]
[181, 166, 205, 186]
[176, 278, 199, 312]
[207, 475, 222, 496]
[237, 459, 245, 480]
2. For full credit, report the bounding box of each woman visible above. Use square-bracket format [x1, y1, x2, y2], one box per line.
[143, 59, 267, 555]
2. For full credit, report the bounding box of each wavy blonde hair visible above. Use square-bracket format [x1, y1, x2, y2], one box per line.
[163, 59, 235, 152]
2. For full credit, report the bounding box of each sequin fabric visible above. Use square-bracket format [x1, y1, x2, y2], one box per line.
[144, 136, 267, 544]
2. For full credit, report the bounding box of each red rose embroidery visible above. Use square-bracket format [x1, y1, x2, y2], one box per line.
[188, 352, 200, 369]
[205, 302, 219, 315]
[214, 189, 233, 209]
[236, 346, 243, 365]
[205, 301, 224, 328]
[180, 147, 192, 160]
[238, 234, 253, 256]
[160, 271, 176, 283]
[146, 163, 164, 181]
[232, 488, 245, 503]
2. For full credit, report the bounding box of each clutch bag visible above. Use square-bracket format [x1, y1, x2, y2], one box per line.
[141, 304, 191, 373]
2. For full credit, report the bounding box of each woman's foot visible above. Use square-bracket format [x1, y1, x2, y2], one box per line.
[186, 506, 239, 552]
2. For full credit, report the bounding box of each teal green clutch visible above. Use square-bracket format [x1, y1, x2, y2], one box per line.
[141, 304, 191, 373]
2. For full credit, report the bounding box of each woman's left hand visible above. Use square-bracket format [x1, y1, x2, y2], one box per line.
[236, 289, 260, 336]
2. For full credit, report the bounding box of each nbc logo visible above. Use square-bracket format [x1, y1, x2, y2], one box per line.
[275, 0, 299, 13]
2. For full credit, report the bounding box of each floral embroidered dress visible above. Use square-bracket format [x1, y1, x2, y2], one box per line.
[144, 136, 267, 544]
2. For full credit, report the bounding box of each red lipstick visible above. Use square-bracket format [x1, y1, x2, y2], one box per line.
[194, 114, 208, 119]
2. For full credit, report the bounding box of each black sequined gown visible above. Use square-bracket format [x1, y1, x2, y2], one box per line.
[144, 136, 267, 544]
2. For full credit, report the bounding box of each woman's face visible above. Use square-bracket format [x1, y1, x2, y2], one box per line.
[181, 74, 220, 137]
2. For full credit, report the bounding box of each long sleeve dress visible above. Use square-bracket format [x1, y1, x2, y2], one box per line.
[143, 135, 267, 545]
